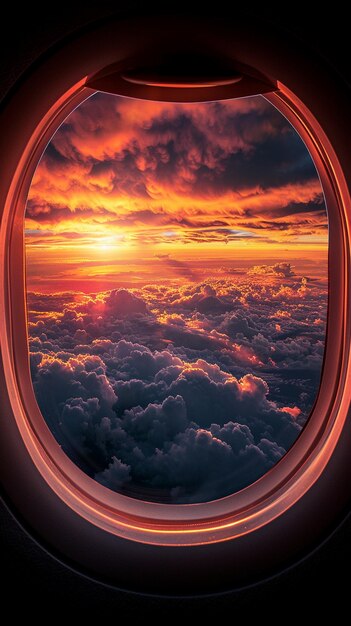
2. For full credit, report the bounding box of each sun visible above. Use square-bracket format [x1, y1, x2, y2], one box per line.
[94, 235, 123, 252]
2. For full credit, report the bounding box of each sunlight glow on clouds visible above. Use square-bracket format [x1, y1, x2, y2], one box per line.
[26, 93, 327, 292]
[25, 93, 328, 503]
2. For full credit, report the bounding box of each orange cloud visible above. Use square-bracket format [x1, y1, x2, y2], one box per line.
[25, 92, 328, 292]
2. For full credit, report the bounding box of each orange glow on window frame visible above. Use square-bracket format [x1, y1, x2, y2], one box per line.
[0, 73, 350, 547]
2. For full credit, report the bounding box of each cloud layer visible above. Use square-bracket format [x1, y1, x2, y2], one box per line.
[28, 267, 327, 503]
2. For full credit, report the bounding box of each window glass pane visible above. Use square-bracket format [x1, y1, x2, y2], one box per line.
[25, 94, 328, 503]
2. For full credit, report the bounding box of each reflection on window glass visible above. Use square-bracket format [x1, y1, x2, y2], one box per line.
[25, 94, 328, 503]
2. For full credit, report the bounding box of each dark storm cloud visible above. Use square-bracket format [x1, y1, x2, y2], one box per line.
[139, 99, 316, 193]
[266, 198, 326, 219]
[205, 129, 317, 193]
[97, 419, 286, 503]
[30, 93, 322, 220]
[43, 142, 72, 168]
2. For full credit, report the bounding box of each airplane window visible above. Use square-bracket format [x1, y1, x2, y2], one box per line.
[25, 93, 328, 504]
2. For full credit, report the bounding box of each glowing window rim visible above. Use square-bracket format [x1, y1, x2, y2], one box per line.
[0, 75, 350, 546]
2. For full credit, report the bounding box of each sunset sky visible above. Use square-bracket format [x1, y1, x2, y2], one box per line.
[25, 93, 328, 503]
[25, 93, 327, 293]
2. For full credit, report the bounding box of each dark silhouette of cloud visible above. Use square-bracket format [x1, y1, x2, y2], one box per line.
[104, 289, 147, 315]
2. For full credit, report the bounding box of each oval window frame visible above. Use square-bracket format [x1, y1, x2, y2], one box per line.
[0, 14, 350, 593]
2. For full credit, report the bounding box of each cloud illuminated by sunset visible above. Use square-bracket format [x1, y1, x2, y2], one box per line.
[25, 93, 327, 292]
[25, 93, 328, 502]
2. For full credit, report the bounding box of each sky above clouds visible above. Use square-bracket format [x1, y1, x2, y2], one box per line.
[26, 93, 327, 293]
[25, 93, 328, 503]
